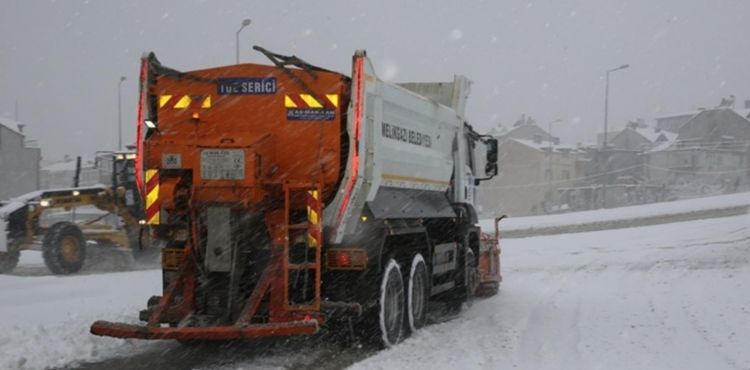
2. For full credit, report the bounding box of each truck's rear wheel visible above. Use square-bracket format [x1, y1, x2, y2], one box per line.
[43, 222, 86, 275]
[378, 258, 405, 347]
[406, 253, 428, 333]
[0, 250, 20, 274]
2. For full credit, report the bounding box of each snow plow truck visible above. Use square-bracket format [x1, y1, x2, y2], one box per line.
[91, 46, 502, 347]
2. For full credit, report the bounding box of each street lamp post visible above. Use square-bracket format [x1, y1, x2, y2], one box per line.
[546, 118, 562, 211]
[236, 18, 252, 64]
[601, 64, 629, 208]
[117, 76, 126, 151]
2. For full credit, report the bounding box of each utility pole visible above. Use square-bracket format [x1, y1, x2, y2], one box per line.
[546, 118, 562, 210]
[118, 76, 126, 151]
[601, 64, 629, 208]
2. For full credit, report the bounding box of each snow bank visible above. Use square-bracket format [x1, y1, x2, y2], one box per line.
[0, 262, 161, 370]
[481, 191, 750, 237]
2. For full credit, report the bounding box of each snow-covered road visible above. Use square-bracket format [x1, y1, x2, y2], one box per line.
[355, 214, 750, 370]
[1, 212, 749, 370]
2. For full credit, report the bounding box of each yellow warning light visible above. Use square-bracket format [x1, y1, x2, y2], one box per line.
[360, 215, 368, 222]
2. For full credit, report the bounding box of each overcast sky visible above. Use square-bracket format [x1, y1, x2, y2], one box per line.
[1, 0, 749, 161]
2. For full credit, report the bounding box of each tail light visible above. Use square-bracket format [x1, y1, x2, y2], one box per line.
[326, 249, 368, 271]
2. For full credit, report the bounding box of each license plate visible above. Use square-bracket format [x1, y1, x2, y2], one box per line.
[200, 149, 245, 180]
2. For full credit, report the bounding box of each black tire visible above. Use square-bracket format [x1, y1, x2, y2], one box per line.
[378, 258, 405, 348]
[467, 248, 479, 296]
[0, 250, 20, 274]
[42, 222, 86, 275]
[445, 246, 476, 315]
[406, 253, 429, 333]
[129, 226, 160, 264]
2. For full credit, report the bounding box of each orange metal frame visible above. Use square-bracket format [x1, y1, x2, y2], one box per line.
[91, 183, 326, 340]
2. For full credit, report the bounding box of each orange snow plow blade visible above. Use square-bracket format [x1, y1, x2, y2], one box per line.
[475, 216, 505, 297]
[90, 320, 319, 340]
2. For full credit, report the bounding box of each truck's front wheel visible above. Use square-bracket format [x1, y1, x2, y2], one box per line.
[378, 258, 405, 347]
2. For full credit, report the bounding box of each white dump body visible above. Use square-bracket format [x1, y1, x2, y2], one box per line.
[326, 51, 475, 243]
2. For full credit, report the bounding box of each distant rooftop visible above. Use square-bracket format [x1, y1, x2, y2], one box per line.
[0, 116, 25, 136]
[633, 127, 678, 143]
[654, 110, 700, 120]
[655, 107, 750, 121]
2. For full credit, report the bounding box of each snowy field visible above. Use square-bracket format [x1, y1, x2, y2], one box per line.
[1, 211, 749, 369]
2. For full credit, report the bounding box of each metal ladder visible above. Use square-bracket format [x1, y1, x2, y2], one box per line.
[282, 183, 323, 312]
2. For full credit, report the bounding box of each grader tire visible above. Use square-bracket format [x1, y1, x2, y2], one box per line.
[42, 222, 86, 275]
[128, 227, 159, 265]
[0, 250, 20, 274]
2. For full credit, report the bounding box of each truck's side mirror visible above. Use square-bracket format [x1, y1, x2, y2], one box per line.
[485, 138, 498, 177]
[486, 138, 498, 163]
[485, 162, 498, 177]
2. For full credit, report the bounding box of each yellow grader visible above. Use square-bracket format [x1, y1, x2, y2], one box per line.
[0, 151, 157, 274]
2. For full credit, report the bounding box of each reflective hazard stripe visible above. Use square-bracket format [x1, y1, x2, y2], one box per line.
[284, 95, 297, 108]
[201, 96, 211, 108]
[306, 190, 321, 248]
[300, 94, 323, 108]
[159, 94, 212, 110]
[145, 169, 160, 225]
[285, 94, 339, 109]
[174, 95, 191, 109]
[325, 94, 339, 108]
[159, 95, 172, 108]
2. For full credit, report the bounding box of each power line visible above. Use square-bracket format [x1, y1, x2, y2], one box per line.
[485, 164, 644, 190]
[483, 162, 749, 190]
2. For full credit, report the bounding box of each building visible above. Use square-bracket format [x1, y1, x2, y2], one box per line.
[0, 117, 41, 200]
[477, 137, 586, 217]
[676, 107, 750, 143]
[563, 123, 678, 210]
[645, 107, 750, 197]
[499, 123, 557, 143]
[608, 126, 676, 151]
[655, 111, 699, 133]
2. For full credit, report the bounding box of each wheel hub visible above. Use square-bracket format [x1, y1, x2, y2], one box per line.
[61, 236, 80, 262]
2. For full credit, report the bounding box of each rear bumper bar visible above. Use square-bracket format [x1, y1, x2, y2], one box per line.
[90, 320, 319, 340]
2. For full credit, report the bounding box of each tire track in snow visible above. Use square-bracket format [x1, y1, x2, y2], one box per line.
[515, 270, 585, 370]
